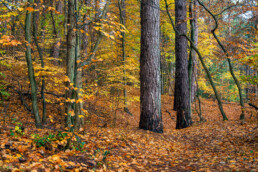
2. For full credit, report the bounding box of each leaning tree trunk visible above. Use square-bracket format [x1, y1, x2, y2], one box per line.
[25, 0, 42, 128]
[174, 0, 192, 129]
[139, 0, 163, 133]
[197, 0, 245, 121]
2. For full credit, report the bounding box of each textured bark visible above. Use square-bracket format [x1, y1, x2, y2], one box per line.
[139, 0, 163, 133]
[25, 0, 42, 128]
[174, 0, 192, 129]
[65, 0, 76, 128]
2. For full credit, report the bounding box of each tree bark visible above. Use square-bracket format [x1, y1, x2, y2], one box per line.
[118, 0, 132, 115]
[65, 0, 76, 128]
[74, 0, 84, 129]
[51, 0, 63, 64]
[33, 0, 46, 124]
[25, 0, 42, 128]
[191, 0, 198, 102]
[139, 0, 163, 133]
[174, 0, 192, 129]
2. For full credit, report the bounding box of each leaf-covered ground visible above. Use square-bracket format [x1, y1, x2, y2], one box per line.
[0, 89, 257, 171]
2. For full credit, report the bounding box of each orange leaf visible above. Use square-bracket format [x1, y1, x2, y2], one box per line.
[26, 7, 35, 12]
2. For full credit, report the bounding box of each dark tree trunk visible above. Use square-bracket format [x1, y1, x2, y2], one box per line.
[139, 0, 163, 133]
[174, 0, 192, 129]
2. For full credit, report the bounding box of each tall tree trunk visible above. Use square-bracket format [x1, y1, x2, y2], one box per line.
[25, 0, 42, 128]
[188, 0, 194, 118]
[191, 0, 198, 102]
[139, 0, 163, 133]
[33, 0, 46, 124]
[118, 0, 132, 115]
[65, 0, 76, 128]
[74, 0, 84, 129]
[174, 0, 192, 129]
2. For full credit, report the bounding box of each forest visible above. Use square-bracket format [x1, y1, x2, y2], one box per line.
[0, 0, 257, 171]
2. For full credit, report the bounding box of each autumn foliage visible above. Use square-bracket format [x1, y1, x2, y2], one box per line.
[0, 0, 257, 171]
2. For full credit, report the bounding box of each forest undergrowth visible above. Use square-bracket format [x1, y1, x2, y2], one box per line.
[0, 88, 257, 172]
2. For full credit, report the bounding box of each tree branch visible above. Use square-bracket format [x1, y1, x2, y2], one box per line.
[164, 0, 228, 120]
[78, 0, 110, 68]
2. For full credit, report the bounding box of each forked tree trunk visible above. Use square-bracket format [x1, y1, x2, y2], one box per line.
[139, 0, 163, 133]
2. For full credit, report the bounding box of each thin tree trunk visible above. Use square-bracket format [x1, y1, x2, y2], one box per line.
[195, 71, 204, 121]
[188, 0, 194, 119]
[191, 0, 198, 102]
[118, 0, 132, 115]
[65, 0, 76, 128]
[33, 0, 46, 124]
[82, 0, 90, 57]
[51, 1, 62, 64]
[139, 0, 163, 133]
[74, 0, 84, 129]
[25, 0, 42, 128]
[197, 0, 245, 121]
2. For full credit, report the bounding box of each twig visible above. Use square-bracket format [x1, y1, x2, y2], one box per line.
[165, 110, 175, 121]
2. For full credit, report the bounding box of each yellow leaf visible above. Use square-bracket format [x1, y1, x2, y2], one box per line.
[17, 8, 24, 11]
[76, 99, 82, 103]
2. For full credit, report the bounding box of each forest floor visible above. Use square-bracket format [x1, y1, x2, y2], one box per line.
[0, 88, 257, 172]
